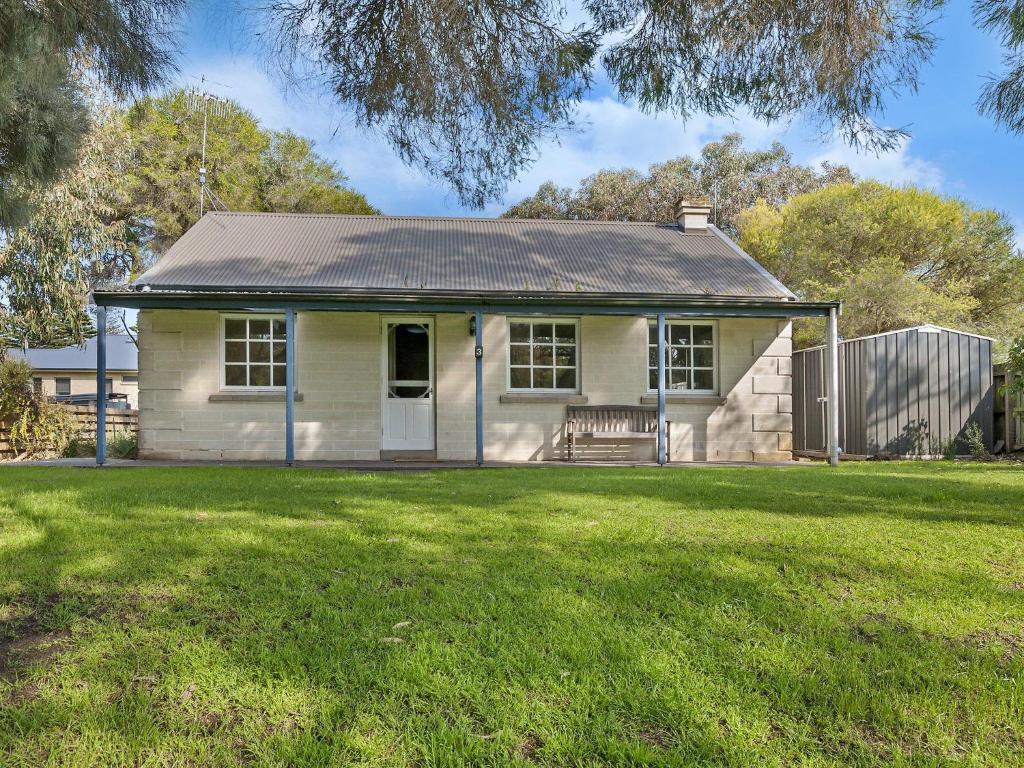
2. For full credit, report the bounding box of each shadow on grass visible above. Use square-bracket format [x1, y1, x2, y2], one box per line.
[1, 465, 1022, 766]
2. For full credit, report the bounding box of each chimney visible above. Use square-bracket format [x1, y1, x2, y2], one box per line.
[674, 198, 711, 232]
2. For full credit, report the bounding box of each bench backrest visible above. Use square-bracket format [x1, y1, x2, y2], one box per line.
[566, 405, 658, 433]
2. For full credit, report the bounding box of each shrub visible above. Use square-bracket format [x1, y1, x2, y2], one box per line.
[64, 429, 138, 460]
[0, 358, 34, 420]
[1, 357, 81, 458]
[963, 422, 990, 461]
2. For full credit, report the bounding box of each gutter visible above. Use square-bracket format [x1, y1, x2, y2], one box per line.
[92, 288, 839, 318]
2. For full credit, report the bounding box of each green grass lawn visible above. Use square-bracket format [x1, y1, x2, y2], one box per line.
[1, 464, 1023, 767]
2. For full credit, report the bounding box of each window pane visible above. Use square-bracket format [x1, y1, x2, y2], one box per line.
[649, 369, 658, 390]
[669, 369, 689, 390]
[648, 325, 658, 344]
[554, 323, 576, 343]
[225, 365, 247, 386]
[249, 341, 271, 363]
[225, 341, 246, 363]
[249, 319, 271, 340]
[249, 365, 271, 387]
[272, 365, 287, 387]
[272, 342, 287, 364]
[510, 368, 530, 389]
[648, 347, 657, 367]
[272, 319, 286, 339]
[533, 324, 554, 344]
[670, 347, 690, 366]
[555, 345, 576, 366]
[693, 369, 714, 390]
[532, 345, 553, 366]
[532, 368, 553, 389]
[670, 324, 690, 345]
[55, 378, 71, 396]
[555, 368, 575, 389]
[224, 319, 247, 339]
[509, 344, 531, 366]
[510, 323, 530, 343]
[693, 325, 714, 345]
[694, 347, 714, 367]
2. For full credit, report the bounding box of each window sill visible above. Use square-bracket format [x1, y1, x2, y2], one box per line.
[209, 391, 304, 403]
[640, 394, 726, 406]
[500, 393, 588, 405]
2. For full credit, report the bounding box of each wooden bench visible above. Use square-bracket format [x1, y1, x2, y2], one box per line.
[565, 405, 670, 461]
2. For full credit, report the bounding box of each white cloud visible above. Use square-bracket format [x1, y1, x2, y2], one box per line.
[172, 55, 947, 217]
[807, 136, 943, 189]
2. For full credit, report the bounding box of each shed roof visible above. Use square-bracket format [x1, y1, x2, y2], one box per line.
[6, 335, 138, 371]
[134, 212, 796, 300]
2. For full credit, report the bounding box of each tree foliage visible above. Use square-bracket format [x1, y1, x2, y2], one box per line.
[0, 0, 181, 226]
[126, 90, 379, 254]
[2, 89, 378, 348]
[976, 0, 1024, 133]
[736, 181, 1024, 348]
[0, 107, 139, 348]
[264, 0, 939, 206]
[503, 134, 852, 233]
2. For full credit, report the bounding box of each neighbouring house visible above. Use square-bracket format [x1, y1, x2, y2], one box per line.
[91, 202, 842, 465]
[6, 335, 139, 409]
[793, 325, 995, 458]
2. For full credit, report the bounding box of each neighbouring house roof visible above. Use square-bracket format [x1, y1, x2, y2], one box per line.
[133, 212, 796, 300]
[6, 335, 138, 372]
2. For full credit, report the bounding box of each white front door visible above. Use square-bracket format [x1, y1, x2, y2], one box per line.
[382, 317, 435, 451]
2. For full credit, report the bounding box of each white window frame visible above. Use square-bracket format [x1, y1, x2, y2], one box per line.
[506, 317, 581, 393]
[220, 313, 288, 390]
[646, 319, 719, 395]
[55, 377, 71, 396]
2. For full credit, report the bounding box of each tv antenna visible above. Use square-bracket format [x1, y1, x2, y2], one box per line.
[185, 77, 231, 217]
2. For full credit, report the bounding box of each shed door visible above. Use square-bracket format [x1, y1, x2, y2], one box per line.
[382, 318, 434, 451]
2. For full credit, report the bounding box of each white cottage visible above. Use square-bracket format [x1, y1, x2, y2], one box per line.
[92, 202, 841, 465]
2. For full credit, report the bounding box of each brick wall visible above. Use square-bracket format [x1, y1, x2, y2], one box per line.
[139, 310, 792, 462]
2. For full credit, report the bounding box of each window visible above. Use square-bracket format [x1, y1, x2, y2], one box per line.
[648, 321, 717, 393]
[32, 377, 43, 397]
[222, 315, 287, 388]
[122, 375, 138, 384]
[55, 377, 71, 396]
[105, 378, 113, 396]
[508, 319, 578, 391]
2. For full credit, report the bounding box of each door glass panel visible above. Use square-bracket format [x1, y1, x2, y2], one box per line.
[388, 323, 431, 398]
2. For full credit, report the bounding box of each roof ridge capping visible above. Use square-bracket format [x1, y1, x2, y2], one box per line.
[203, 210, 678, 226]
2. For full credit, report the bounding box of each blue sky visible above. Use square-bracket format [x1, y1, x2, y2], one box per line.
[172, 2, 1022, 243]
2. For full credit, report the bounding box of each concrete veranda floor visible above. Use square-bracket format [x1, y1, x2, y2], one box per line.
[3, 457, 811, 470]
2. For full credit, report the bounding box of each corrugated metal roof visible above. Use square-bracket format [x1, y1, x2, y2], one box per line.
[135, 212, 795, 300]
[6, 335, 138, 371]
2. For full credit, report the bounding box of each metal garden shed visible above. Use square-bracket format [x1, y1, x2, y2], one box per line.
[793, 325, 994, 457]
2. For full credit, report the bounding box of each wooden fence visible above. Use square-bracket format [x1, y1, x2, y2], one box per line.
[0, 404, 138, 460]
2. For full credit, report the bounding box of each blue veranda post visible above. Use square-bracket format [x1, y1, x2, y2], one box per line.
[285, 308, 295, 466]
[475, 310, 484, 466]
[656, 313, 666, 465]
[96, 307, 107, 466]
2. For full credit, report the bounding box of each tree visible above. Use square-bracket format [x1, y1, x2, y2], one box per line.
[0, 107, 140, 348]
[976, 0, 1024, 133]
[504, 134, 852, 233]
[0, 0, 181, 226]
[258, 131, 380, 215]
[126, 90, 379, 255]
[736, 182, 1024, 348]
[263, 0, 938, 206]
